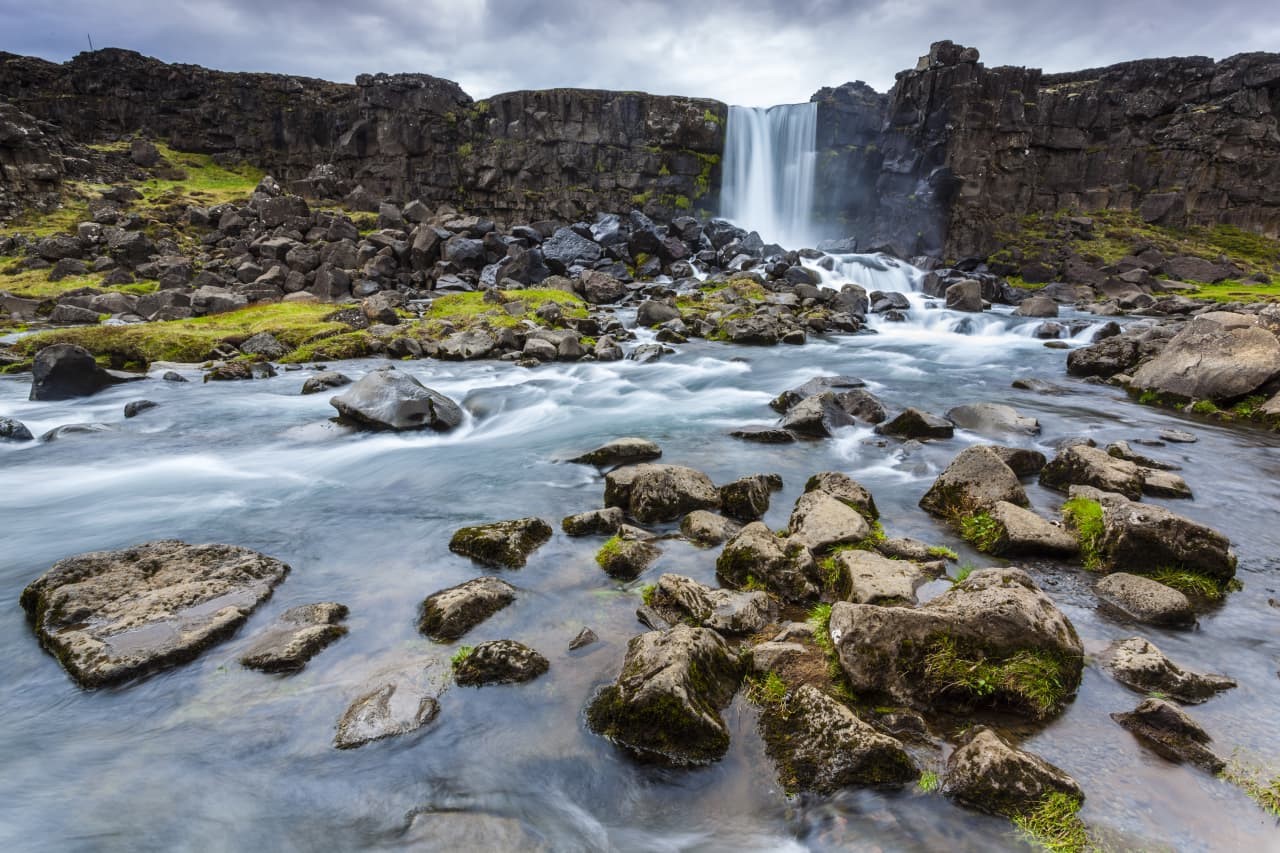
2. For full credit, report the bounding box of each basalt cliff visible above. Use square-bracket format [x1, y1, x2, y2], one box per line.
[2, 40, 1279, 260]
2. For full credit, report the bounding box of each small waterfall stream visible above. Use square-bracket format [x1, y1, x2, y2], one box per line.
[719, 103, 817, 249]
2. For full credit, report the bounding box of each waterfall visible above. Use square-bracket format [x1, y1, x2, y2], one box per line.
[719, 103, 817, 250]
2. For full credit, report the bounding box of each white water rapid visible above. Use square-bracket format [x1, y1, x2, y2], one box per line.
[719, 103, 817, 249]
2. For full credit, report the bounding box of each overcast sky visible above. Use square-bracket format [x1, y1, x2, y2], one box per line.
[4, 0, 1277, 106]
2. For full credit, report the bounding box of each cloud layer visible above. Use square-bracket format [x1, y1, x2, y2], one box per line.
[4, 0, 1277, 106]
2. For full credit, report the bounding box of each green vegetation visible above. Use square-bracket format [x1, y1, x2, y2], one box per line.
[136, 142, 263, 209]
[12, 302, 353, 371]
[1011, 792, 1090, 853]
[915, 770, 941, 794]
[423, 288, 586, 334]
[0, 263, 160, 301]
[639, 582, 657, 607]
[959, 511, 1002, 554]
[457, 142, 473, 158]
[741, 573, 768, 593]
[927, 545, 959, 561]
[1146, 566, 1232, 601]
[702, 108, 721, 126]
[921, 636, 1073, 718]
[1191, 400, 1220, 415]
[450, 645, 475, 668]
[745, 671, 788, 706]
[950, 563, 978, 585]
[596, 536, 623, 570]
[1220, 754, 1280, 817]
[1061, 497, 1104, 569]
[630, 190, 653, 206]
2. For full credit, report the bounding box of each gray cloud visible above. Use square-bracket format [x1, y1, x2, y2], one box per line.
[3, 0, 1276, 106]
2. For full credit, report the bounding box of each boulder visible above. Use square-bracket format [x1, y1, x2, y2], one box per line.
[418, 577, 517, 641]
[718, 473, 781, 521]
[679, 510, 741, 545]
[604, 463, 720, 523]
[569, 627, 598, 651]
[717, 521, 819, 602]
[595, 536, 660, 580]
[1130, 314, 1280, 402]
[919, 446, 1028, 518]
[788, 490, 871, 552]
[769, 375, 866, 413]
[1140, 468, 1193, 499]
[945, 403, 1040, 437]
[1066, 335, 1140, 378]
[578, 270, 628, 304]
[982, 501, 1080, 558]
[29, 343, 143, 401]
[1014, 296, 1058, 317]
[300, 371, 351, 395]
[561, 507, 624, 536]
[1102, 637, 1235, 703]
[944, 280, 983, 312]
[1111, 698, 1223, 773]
[830, 568, 1083, 718]
[1040, 445, 1144, 500]
[21, 540, 290, 688]
[568, 437, 661, 466]
[1095, 574, 1194, 627]
[334, 671, 441, 749]
[0, 416, 34, 441]
[448, 518, 553, 569]
[988, 445, 1048, 477]
[759, 684, 917, 794]
[329, 369, 463, 432]
[778, 392, 855, 437]
[804, 472, 878, 520]
[585, 624, 741, 766]
[239, 602, 348, 673]
[876, 408, 954, 440]
[454, 640, 549, 686]
[650, 573, 773, 634]
[942, 727, 1084, 817]
[123, 400, 158, 418]
[826, 549, 941, 605]
[636, 300, 681, 327]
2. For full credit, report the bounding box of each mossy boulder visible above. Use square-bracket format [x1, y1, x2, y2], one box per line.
[1040, 444, 1144, 500]
[759, 684, 918, 794]
[942, 727, 1084, 817]
[453, 640, 548, 686]
[595, 535, 660, 580]
[830, 568, 1083, 719]
[603, 463, 720, 523]
[717, 521, 819, 602]
[919, 445, 1028, 519]
[418, 577, 517, 641]
[585, 624, 742, 766]
[448, 517, 553, 569]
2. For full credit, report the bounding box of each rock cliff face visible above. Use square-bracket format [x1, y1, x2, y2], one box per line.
[812, 41, 1280, 258]
[2, 42, 1279, 259]
[0, 49, 725, 224]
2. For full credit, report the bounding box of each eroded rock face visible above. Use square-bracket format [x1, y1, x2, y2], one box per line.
[419, 577, 517, 641]
[919, 445, 1028, 518]
[827, 549, 942, 605]
[1112, 698, 1223, 772]
[239, 602, 348, 673]
[454, 640, 548, 686]
[942, 727, 1084, 817]
[21, 540, 290, 688]
[830, 568, 1083, 718]
[717, 521, 819, 602]
[604, 463, 720, 523]
[1103, 637, 1235, 703]
[329, 369, 463, 431]
[448, 518, 553, 569]
[760, 684, 917, 794]
[585, 624, 741, 766]
[650, 573, 773, 634]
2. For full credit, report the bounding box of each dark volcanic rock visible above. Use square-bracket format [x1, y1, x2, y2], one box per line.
[0, 416, 34, 441]
[21, 540, 290, 688]
[876, 408, 953, 440]
[29, 343, 143, 401]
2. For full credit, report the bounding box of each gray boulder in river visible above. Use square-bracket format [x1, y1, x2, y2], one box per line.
[21, 540, 290, 688]
[943, 727, 1084, 816]
[329, 368, 462, 431]
[29, 343, 144, 401]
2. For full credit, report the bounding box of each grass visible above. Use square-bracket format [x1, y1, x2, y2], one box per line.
[807, 603, 833, 655]
[744, 671, 788, 706]
[1061, 497, 1104, 570]
[640, 582, 657, 607]
[135, 142, 263, 209]
[0, 261, 162, 300]
[959, 511, 1002, 554]
[927, 545, 959, 561]
[1220, 754, 1280, 817]
[915, 770, 940, 793]
[595, 536, 623, 570]
[950, 563, 978, 585]
[424, 289, 587, 333]
[450, 645, 475, 669]
[921, 636, 1072, 718]
[1146, 566, 1232, 601]
[13, 302, 352, 370]
[1011, 792, 1090, 853]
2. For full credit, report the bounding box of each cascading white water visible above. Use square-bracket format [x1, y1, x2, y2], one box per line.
[719, 103, 817, 249]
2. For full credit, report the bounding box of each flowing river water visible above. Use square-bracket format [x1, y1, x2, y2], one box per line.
[1, 257, 1278, 852]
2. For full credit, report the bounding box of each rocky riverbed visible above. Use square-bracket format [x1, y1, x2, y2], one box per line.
[2, 283, 1278, 850]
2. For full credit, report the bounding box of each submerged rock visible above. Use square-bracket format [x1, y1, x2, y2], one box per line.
[1112, 698, 1223, 772]
[123, 399, 158, 418]
[945, 403, 1040, 437]
[1095, 574, 1195, 627]
[943, 727, 1084, 816]
[239, 602, 348, 673]
[717, 521, 819, 602]
[21, 540, 290, 688]
[730, 427, 796, 444]
[569, 437, 662, 466]
[830, 568, 1083, 719]
[448, 518, 553, 568]
[454, 640, 549, 686]
[585, 624, 741, 766]
[300, 370, 351, 395]
[401, 809, 550, 851]
[1102, 637, 1235, 703]
[334, 671, 441, 749]
[759, 684, 917, 794]
[330, 369, 462, 431]
[0, 416, 34, 441]
[419, 577, 517, 641]
[650, 573, 773, 634]
[29, 343, 143, 401]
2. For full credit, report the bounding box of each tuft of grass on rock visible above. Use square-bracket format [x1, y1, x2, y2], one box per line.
[1220, 754, 1280, 817]
[1011, 792, 1090, 853]
[915, 770, 941, 793]
[1061, 497, 1105, 569]
[450, 645, 475, 669]
[921, 636, 1071, 718]
[1146, 566, 1231, 601]
[959, 511, 1002, 554]
[927, 545, 959, 561]
[744, 671, 788, 706]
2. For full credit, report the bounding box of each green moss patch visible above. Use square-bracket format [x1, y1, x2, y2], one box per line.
[1011, 792, 1090, 853]
[959, 511, 1003, 554]
[920, 636, 1075, 719]
[1145, 566, 1235, 601]
[1061, 497, 1104, 569]
[424, 288, 586, 333]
